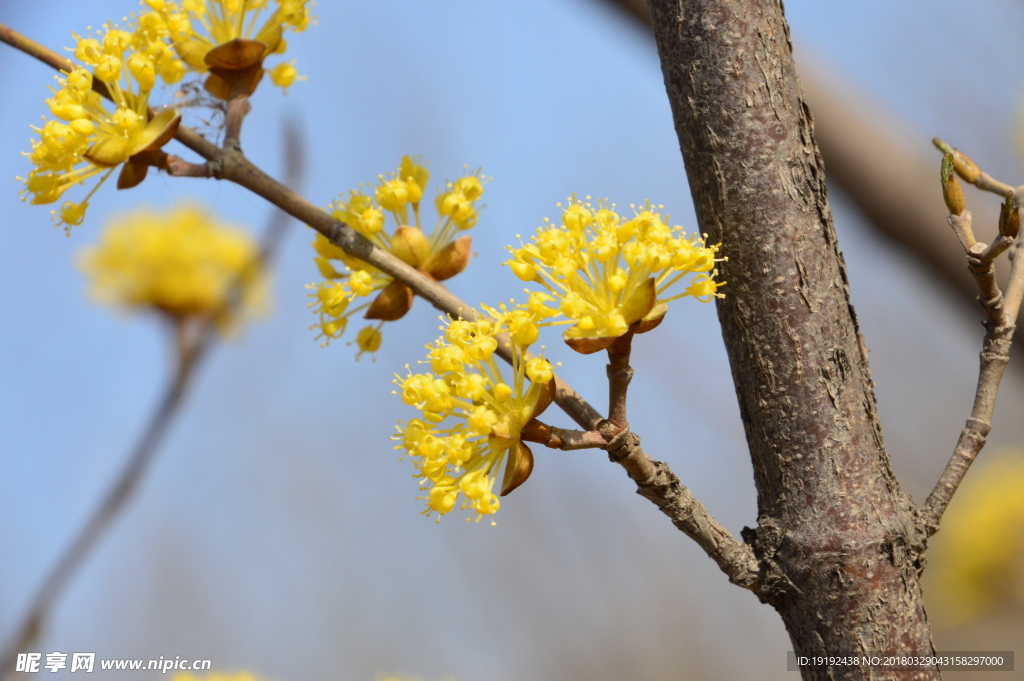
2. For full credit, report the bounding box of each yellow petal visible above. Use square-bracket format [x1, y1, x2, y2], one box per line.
[254, 19, 284, 54]
[85, 136, 133, 167]
[130, 109, 181, 156]
[620, 277, 657, 325]
[173, 38, 211, 71]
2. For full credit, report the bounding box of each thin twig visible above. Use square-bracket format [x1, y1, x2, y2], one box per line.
[520, 422, 607, 450]
[224, 95, 251, 143]
[0, 23, 756, 591]
[920, 161, 1024, 536]
[606, 332, 634, 429]
[973, 172, 1016, 198]
[603, 429, 760, 589]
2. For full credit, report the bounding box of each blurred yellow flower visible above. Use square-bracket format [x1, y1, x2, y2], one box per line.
[79, 203, 268, 333]
[173, 674, 264, 681]
[925, 452, 1024, 626]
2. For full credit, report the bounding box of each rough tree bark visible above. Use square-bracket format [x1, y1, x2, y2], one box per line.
[646, 0, 938, 678]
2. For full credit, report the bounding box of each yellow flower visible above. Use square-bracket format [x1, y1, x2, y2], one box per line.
[925, 453, 1024, 627]
[18, 21, 183, 232]
[506, 196, 724, 353]
[141, 0, 312, 99]
[78, 203, 268, 333]
[394, 307, 554, 524]
[308, 156, 487, 353]
[354, 323, 383, 360]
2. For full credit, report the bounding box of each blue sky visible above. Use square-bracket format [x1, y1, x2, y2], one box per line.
[2, 1, 1024, 680]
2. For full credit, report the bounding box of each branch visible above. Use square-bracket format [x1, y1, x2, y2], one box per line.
[520, 422, 608, 450]
[602, 429, 760, 589]
[606, 332, 634, 429]
[920, 164, 1024, 535]
[647, 0, 935, 669]
[0, 22, 756, 592]
[520, 416, 760, 588]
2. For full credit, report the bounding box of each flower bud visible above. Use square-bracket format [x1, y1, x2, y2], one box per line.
[942, 153, 965, 216]
[1000, 191, 1019, 239]
[952, 148, 981, 184]
[355, 325, 382, 354]
[391, 226, 431, 268]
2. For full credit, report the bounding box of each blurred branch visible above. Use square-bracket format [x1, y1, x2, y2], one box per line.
[0, 23, 760, 603]
[0, 112, 305, 680]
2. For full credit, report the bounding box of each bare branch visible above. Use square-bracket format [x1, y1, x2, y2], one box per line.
[603, 429, 760, 590]
[520, 422, 608, 450]
[921, 159, 1023, 535]
[224, 95, 251, 143]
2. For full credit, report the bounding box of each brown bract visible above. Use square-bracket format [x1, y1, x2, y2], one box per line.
[363, 235, 472, 322]
[116, 110, 182, 190]
[423, 236, 472, 281]
[203, 38, 268, 100]
[497, 377, 555, 496]
[364, 279, 414, 321]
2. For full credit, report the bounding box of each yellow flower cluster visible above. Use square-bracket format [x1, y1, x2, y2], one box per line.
[394, 307, 554, 524]
[308, 156, 486, 355]
[140, 0, 311, 98]
[506, 197, 723, 353]
[19, 20, 185, 232]
[925, 453, 1024, 626]
[79, 203, 268, 332]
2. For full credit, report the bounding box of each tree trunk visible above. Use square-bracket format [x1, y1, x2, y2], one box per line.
[646, 0, 938, 678]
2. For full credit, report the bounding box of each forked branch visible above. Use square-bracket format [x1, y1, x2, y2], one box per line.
[921, 148, 1024, 535]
